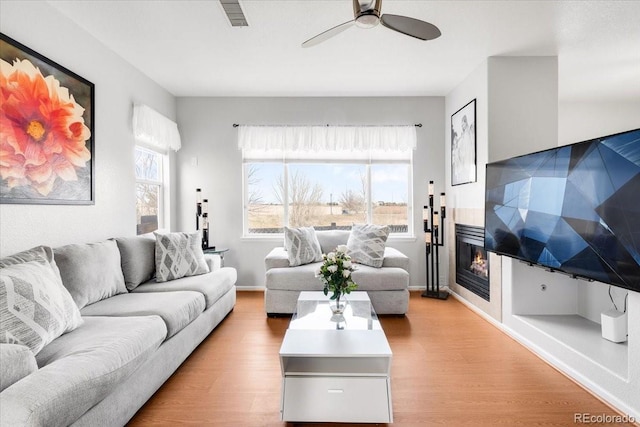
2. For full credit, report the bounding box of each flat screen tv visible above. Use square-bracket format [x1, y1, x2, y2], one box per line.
[485, 128, 640, 292]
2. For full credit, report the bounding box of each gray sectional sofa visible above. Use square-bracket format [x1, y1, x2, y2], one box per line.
[264, 230, 409, 315]
[0, 233, 237, 426]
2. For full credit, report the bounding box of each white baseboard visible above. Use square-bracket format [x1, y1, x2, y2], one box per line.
[408, 285, 450, 292]
[236, 286, 265, 291]
[448, 290, 640, 422]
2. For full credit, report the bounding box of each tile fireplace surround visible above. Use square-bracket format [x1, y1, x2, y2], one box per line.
[447, 208, 502, 321]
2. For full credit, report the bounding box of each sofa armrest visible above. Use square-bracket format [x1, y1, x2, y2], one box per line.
[204, 254, 221, 272]
[382, 247, 410, 272]
[0, 344, 38, 392]
[265, 247, 290, 270]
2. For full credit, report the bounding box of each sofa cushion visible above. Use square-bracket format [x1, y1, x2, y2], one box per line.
[1, 258, 83, 354]
[316, 230, 350, 254]
[80, 291, 205, 338]
[54, 240, 127, 309]
[351, 265, 410, 291]
[265, 247, 290, 270]
[347, 224, 390, 268]
[382, 247, 410, 271]
[114, 233, 156, 290]
[266, 262, 408, 292]
[0, 316, 166, 427]
[0, 344, 37, 392]
[284, 226, 323, 266]
[132, 267, 236, 310]
[154, 232, 209, 282]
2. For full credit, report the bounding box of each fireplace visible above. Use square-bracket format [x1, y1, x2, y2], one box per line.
[455, 224, 490, 301]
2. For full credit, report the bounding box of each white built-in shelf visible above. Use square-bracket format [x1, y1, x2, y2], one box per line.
[516, 314, 628, 379]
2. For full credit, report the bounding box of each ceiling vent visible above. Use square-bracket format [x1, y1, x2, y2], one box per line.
[219, 0, 249, 27]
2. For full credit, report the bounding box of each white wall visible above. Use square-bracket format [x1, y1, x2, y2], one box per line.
[487, 57, 559, 162]
[445, 57, 558, 321]
[559, 99, 640, 147]
[445, 56, 559, 210]
[175, 97, 445, 289]
[445, 61, 488, 210]
[0, 0, 176, 256]
[510, 262, 579, 315]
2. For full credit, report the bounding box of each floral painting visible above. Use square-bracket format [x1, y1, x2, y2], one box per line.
[0, 33, 94, 204]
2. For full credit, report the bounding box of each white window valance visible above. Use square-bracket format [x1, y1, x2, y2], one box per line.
[238, 125, 416, 161]
[133, 104, 182, 152]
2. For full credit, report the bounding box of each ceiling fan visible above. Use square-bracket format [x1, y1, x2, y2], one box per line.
[302, 0, 441, 48]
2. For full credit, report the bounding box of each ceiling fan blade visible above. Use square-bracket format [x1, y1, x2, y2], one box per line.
[380, 14, 441, 41]
[302, 20, 356, 48]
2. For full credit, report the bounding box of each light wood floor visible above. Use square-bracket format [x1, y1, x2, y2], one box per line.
[128, 291, 633, 426]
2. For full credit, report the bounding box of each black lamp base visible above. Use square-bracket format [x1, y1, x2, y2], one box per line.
[422, 290, 449, 300]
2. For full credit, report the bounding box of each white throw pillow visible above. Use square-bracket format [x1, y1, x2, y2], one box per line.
[346, 224, 390, 268]
[0, 258, 83, 354]
[284, 226, 323, 267]
[154, 232, 210, 282]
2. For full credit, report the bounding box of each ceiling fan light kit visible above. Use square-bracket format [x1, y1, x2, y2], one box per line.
[302, 0, 441, 47]
[354, 0, 381, 29]
[355, 14, 380, 29]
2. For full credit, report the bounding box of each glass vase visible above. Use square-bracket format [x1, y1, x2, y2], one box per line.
[330, 294, 346, 315]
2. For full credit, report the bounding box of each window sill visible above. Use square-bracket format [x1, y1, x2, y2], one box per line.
[241, 234, 284, 242]
[241, 233, 417, 242]
[387, 235, 417, 242]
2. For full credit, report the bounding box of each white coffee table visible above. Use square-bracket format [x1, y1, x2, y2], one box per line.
[278, 291, 393, 423]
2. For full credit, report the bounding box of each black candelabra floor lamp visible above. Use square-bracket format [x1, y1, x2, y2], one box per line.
[422, 180, 449, 300]
[196, 188, 211, 250]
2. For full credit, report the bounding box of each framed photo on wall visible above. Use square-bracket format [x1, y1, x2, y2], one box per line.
[451, 99, 476, 186]
[0, 33, 95, 205]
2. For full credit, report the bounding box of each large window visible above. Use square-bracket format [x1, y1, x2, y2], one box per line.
[240, 125, 416, 237]
[245, 162, 411, 235]
[135, 146, 165, 234]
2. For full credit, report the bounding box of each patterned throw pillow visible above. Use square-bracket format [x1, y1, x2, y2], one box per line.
[346, 224, 390, 268]
[284, 226, 323, 267]
[154, 232, 209, 282]
[0, 245, 58, 271]
[0, 258, 83, 354]
[0, 246, 82, 334]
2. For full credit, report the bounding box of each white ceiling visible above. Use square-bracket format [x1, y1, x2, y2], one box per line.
[47, 0, 640, 102]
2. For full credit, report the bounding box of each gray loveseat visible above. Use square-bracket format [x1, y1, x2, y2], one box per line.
[264, 230, 409, 315]
[0, 233, 237, 426]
